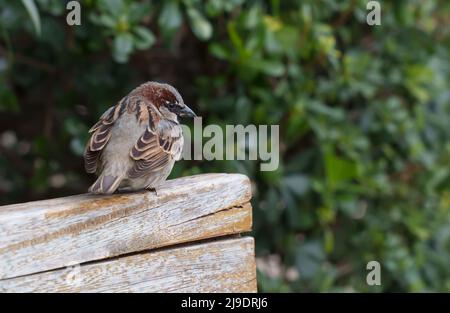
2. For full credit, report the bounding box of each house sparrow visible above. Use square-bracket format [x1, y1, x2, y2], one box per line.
[84, 81, 196, 194]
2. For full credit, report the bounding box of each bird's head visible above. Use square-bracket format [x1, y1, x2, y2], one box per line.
[137, 81, 196, 120]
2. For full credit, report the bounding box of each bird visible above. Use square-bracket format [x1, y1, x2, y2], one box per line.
[83, 81, 196, 195]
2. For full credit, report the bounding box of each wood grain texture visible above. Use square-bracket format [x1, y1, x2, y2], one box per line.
[0, 237, 257, 293]
[0, 173, 252, 279]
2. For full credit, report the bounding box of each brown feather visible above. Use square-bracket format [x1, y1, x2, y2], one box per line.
[128, 119, 183, 178]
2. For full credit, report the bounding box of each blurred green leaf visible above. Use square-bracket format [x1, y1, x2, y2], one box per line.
[96, 14, 116, 28]
[209, 43, 230, 60]
[97, 0, 124, 18]
[187, 8, 212, 40]
[296, 241, 325, 280]
[323, 147, 359, 189]
[21, 0, 41, 36]
[158, 1, 182, 31]
[0, 81, 19, 113]
[128, 1, 151, 24]
[113, 33, 133, 63]
[247, 59, 285, 77]
[283, 175, 309, 196]
[133, 26, 155, 50]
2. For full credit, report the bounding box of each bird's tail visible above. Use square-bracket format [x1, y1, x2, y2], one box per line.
[88, 174, 123, 195]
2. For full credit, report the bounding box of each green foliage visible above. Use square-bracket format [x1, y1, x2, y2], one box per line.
[0, 0, 449, 292]
[21, 0, 41, 36]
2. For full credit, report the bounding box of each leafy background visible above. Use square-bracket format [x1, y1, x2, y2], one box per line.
[0, 0, 449, 292]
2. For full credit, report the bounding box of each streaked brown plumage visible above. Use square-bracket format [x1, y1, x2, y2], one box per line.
[84, 81, 196, 194]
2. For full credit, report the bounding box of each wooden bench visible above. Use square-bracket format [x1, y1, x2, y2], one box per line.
[0, 173, 256, 292]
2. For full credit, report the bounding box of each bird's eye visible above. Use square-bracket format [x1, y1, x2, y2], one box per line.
[165, 100, 176, 108]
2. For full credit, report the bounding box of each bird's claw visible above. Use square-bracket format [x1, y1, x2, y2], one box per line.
[147, 187, 159, 196]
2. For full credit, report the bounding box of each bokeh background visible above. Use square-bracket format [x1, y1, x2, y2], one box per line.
[1, 0, 449, 292]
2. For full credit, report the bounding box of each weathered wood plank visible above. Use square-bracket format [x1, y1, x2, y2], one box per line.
[0, 237, 257, 293]
[0, 173, 252, 279]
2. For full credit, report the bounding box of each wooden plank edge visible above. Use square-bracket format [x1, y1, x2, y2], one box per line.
[0, 202, 253, 280]
[0, 237, 257, 293]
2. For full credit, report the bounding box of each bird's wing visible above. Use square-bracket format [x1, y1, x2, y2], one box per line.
[84, 96, 140, 174]
[128, 114, 184, 179]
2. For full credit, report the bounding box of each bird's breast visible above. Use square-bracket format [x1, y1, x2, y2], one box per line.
[102, 112, 146, 173]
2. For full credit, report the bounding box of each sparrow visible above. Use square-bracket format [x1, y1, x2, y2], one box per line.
[83, 81, 196, 195]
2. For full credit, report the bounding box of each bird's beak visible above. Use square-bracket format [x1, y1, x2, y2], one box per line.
[179, 105, 197, 118]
